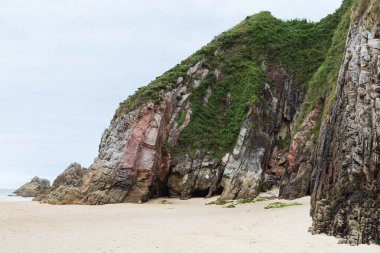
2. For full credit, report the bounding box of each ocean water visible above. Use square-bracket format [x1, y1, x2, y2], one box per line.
[0, 189, 33, 202]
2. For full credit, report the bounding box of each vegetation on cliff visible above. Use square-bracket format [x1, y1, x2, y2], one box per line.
[116, 1, 352, 158]
[310, 0, 380, 244]
[294, 0, 352, 138]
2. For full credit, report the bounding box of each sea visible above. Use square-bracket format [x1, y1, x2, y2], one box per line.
[0, 189, 33, 202]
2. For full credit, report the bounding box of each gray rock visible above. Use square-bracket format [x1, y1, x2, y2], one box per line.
[310, 3, 380, 245]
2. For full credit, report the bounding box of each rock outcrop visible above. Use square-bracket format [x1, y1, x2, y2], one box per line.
[310, 0, 380, 245]
[38, 3, 347, 205]
[14, 176, 50, 197]
[39, 82, 192, 204]
[167, 151, 223, 199]
[37, 163, 87, 204]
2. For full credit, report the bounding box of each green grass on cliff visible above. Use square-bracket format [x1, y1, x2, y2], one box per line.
[293, 0, 352, 140]
[116, 1, 352, 158]
[178, 6, 349, 158]
[176, 61, 267, 157]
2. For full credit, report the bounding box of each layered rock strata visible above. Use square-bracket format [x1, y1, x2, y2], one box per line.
[280, 106, 321, 199]
[220, 61, 308, 200]
[310, 0, 380, 245]
[38, 60, 300, 204]
[39, 79, 195, 204]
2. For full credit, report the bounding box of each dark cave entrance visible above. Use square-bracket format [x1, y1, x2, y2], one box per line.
[191, 189, 210, 198]
[191, 186, 224, 198]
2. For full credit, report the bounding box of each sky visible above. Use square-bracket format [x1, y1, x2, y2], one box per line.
[0, 0, 343, 189]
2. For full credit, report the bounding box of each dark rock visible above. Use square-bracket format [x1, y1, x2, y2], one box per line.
[167, 151, 223, 199]
[280, 106, 321, 199]
[310, 1, 380, 245]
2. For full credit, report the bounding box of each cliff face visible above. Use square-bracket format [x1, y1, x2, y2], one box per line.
[40, 7, 346, 205]
[310, 0, 380, 245]
[36, 0, 380, 245]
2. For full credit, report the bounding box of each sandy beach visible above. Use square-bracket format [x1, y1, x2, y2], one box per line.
[0, 196, 378, 253]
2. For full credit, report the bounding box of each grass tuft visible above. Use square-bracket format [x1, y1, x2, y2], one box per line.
[223, 203, 236, 208]
[206, 200, 229, 206]
[160, 199, 173, 205]
[207, 197, 272, 208]
[264, 202, 302, 209]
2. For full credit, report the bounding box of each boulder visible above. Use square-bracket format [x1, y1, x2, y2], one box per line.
[14, 176, 50, 197]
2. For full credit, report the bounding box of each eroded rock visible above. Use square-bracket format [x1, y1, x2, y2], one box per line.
[167, 151, 223, 199]
[14, 176, 50, 198]
[310, 2, 380, 244]
[280, 106, 321, 199]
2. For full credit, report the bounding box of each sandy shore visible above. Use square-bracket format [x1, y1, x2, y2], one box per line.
[0, 196, 378, 253]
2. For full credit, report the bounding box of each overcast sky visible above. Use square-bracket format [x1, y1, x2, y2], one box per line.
[0, 0, 343, 188]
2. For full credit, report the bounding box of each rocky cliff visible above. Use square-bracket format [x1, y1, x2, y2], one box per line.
[40, 3, 347, 205]
[310, 0, 380, 245]
[36, 0, 380, 245]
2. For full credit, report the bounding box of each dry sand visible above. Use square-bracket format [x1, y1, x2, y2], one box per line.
[0, 196, 378, 253]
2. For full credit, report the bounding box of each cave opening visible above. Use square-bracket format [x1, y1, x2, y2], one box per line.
[191, 189, 210, 198]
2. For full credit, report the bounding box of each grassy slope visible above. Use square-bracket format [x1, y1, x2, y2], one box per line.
[116, 1, 351, 158]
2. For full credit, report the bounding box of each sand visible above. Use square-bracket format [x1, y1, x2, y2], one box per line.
[0, 196, 378, 253]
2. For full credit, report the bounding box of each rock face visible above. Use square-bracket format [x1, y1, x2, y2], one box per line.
[310, 0, 380, 245]
[220, 105, 273, 200]
[167, 151, 223, 199]
[39, 7, 342, 205]
[263, 69, 302, 192]
[280, 106, 321, 199]
[14, 177, 50, 197]
[44, 68, 296, 205]
[221, 65, 306, 200]
[39, 83, 192, 204]
[37, 163, 87, 204]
